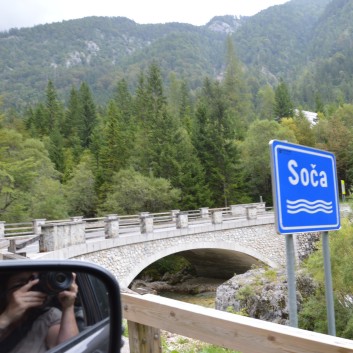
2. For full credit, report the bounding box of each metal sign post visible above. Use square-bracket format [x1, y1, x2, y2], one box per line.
[341, 180, 346, 202]
[285, 233, 298, 327]
[269, 140, 340, 333]
[322, 231, 336, 336]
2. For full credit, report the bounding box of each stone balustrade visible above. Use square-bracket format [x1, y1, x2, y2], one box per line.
[1, 203, 268, 253]
[39, 221, 85, 252]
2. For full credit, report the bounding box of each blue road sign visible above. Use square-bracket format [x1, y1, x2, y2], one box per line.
[269, 140, 340, 234]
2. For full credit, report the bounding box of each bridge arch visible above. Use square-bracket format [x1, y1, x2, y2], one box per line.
[31, 217, 290, 288]
[121, 241, 279, 287]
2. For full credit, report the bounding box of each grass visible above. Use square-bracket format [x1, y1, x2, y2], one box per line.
[161, 332, 241, 353]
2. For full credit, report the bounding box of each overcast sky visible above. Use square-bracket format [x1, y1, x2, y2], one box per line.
[0, 0, 289, 31]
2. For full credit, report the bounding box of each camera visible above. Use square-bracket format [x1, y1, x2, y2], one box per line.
[32, 271, 73, 295]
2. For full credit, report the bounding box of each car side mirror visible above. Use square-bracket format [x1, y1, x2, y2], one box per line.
[0, 260, 122, 353]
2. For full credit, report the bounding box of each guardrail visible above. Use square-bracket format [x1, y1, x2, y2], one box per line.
[0, 203, 271, 254]
[122, 292, 353, 353]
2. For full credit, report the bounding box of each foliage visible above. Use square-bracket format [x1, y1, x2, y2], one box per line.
[274, 79, 293, 121]
[239, 119, 296, 203]
[3, 2, 353, 221]
[100, 168, 181, 215]
[64, 152, 98, 217]
[143, 255, 192, 280]
[264, 268, 278, 282]
[299, 218, 353, 338]
[161, 332, 241, 353]
[0, 0, 346, 113]
[28, 177, 69, 220]
[0, 127, 67, 222]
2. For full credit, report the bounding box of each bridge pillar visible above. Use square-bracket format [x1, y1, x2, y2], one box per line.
[39, 221, 85, 252]
[171, 210, 180, 222]
[257, 202, 266, 213]
[140, 215, 153, 234]
[32, 219, 46, 236]
[0, 221, 5, 238]
[176, 212, 188, 228]
[105, 214, 119, 238]
[246, 206, 257, 220]
[212, 211, 223, 224]
[200, 207, 209, 219]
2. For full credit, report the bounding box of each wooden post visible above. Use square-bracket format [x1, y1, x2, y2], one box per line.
[127, 321, 162, 353]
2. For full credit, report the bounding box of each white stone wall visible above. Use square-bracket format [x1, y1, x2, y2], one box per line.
[74, 223, 287, 288]
[31, 211, 318, 289]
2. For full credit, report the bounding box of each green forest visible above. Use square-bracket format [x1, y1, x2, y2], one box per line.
[1, 34, 353, 223]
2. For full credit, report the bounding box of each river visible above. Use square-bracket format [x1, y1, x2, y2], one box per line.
[159, 290, 217, 308]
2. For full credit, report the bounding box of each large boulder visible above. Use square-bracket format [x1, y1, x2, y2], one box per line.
[215, 267, 316, 325]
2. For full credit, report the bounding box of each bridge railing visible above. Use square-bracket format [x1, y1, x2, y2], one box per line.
[3, 222, 34, 236]
[0, 203, 270, 253]
[122, 292, 353, 353]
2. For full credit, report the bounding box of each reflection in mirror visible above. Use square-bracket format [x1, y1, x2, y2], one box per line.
[0, 270, 110, 353]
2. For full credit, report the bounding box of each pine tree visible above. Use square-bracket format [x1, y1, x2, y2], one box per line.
[78, 82, 97, 148]
[256, 84, 276, 120]
[133, 62, 177, 177]
[194, 78, 242, 206]
[99, 100, 126, 178]
[274, 78, 294, 121]
[44, 80, 63, 134]
[114, 79, 133, 125]
[63, 86, 83, 161]
[222, 37, 254, 139]
[47, 125, 65, 174]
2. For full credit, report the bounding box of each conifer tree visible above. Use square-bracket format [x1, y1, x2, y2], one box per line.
[178, 81, 194, 134]
[63, 86, 83, 161]
[114, 79, 133, 125]
[24, 103, 48, 138]
[46, 125, 65, 174]
[256, 84, 276, 120]
[194, 78, 242, 206]
[44, 80, 63, 134]
[274, 78, 294, 121]
[170, 127, 211, 209]
[78, 82, 97, 148]
[222, 37, 254, 138]
[99, 100, 126, 178]
[113, 79, 135, 158]
[133, 62, 176, 177]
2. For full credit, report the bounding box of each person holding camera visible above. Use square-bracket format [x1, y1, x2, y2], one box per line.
[0, 271, 79, 353]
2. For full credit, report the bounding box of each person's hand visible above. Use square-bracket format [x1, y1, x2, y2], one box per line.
[1, 278, 47, 326]
[57, 273, 78, 309]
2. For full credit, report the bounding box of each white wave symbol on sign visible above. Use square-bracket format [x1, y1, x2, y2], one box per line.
[286, 199, 333, 214]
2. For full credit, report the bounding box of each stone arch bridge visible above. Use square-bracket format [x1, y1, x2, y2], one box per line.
[0, 203, 318, 288]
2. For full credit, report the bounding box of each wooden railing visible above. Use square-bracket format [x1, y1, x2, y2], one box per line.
[121, 292, 353, 353]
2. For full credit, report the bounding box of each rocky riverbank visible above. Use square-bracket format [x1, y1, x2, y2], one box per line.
[130, 271, 225, 296]
[216, 267, 317, 325]
[131, 265, 318, 326]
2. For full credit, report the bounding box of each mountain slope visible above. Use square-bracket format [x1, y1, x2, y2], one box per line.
[0, 0, 348, 111]
[232, 0, 332, 81]
[0, 16, 234, 107]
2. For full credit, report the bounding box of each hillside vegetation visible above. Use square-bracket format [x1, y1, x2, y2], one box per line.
[1, 0, 348, 110]
[1, 0, 353, 225]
